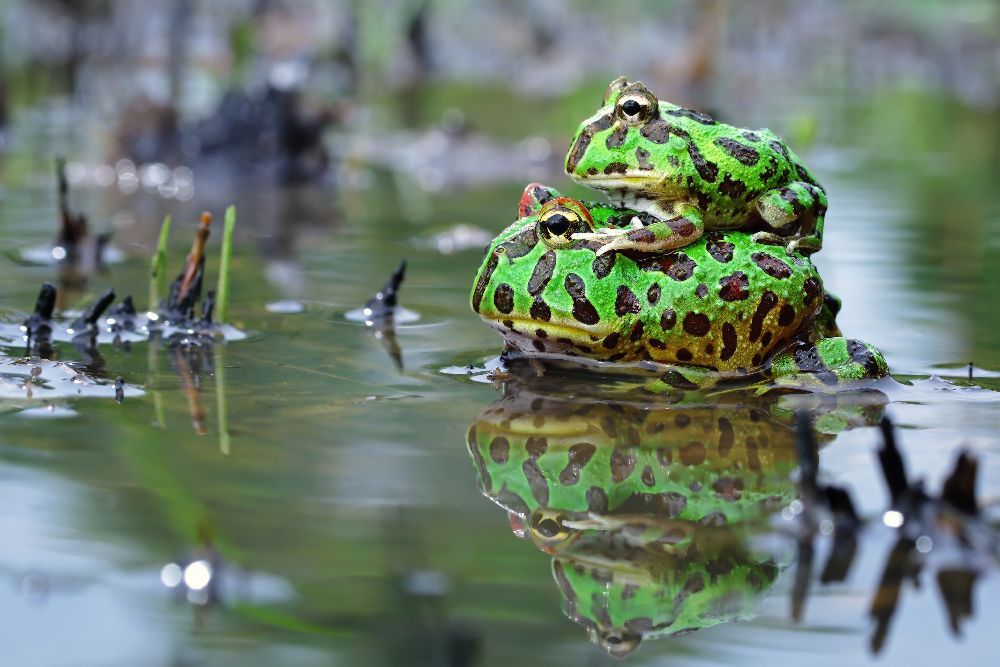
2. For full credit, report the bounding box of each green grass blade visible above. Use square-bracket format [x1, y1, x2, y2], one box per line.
[216, 206, 236, 323]
[149, 214, 172, 311]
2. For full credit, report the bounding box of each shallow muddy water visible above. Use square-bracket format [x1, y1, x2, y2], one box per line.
[1, 117, 999, 666]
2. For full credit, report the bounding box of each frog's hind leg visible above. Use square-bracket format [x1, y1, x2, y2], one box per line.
[754, 182, 827, 255]
[769, 338, 888, 388]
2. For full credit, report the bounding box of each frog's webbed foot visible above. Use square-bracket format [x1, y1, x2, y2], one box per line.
[769, 338, 889, 389]
[755, 181, 827, 255]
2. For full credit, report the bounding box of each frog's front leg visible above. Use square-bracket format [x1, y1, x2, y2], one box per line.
[767, 338, 889, 390]
[572, 202, 704, 256]
[755, 182, 827, 255]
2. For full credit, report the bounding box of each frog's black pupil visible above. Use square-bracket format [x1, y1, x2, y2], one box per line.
[536, 518, 561, 537]
[545, 214, 571, 236]
[622, 99, 642, 117]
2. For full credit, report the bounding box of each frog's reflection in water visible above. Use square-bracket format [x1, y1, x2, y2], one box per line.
[466, 361, 887, 658]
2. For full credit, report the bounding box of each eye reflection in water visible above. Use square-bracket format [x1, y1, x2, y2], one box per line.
[465, 360, 1000, 658]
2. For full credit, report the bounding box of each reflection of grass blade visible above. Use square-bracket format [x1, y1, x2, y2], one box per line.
[216, 205, 236, 323]
[149, 214, 172, 311]
[215, 345, 230, 455]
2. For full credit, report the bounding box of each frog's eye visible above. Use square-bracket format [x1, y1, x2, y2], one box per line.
[616, 91, 655, 126]
[603, 76, 628, 105]
[537, 200, 592, 249]
[597, 630, 642, 659]
[528, 509, 576, 550]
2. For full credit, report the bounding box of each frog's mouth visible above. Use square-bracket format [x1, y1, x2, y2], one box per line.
[570, 174, 675, 215]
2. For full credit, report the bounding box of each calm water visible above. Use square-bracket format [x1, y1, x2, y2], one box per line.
[2, 119, 1000, 666]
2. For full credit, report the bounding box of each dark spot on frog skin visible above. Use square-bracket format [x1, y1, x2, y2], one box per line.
[587, 167, 598, 176]
[714, 137, 760, 166]
[749, 291, 778, 342]
[680, 443, 707, 466]
[530, 297, 551, 322]
[627, 228, 656, 245]
[705, 234, 735, 263]
[606, 123, 628, 149]
[610, 446, 638, 482]
[705, 343, 714, 354]
[792, 343, 838, 385]
[489, 436, 510, 463]
[518, 184, 556, 217]
[683, 312, 711, 336]
[629, 320, 644, 342]
[661, 370, 698, 390]
[695, 283, 708, 299]
[720, 322, 738, 361]
[471, 250, 499, 313]
[665, 107, 717, 125]
[803, 277, 822, 305]
[493, 283, 514, 314]
[566, 113, 613, 173]
[687, 143, 719, 182]
[668, 218, 697, 237]
[647, 283, 661, 305]
[676, 348, 693, 362]
[760, 331, 772, 348]
[636, 147, 654, 170]
[675, 414, 690, 428]
[778, 303, 796, 326]
[501, 226, 539, 260]
[656, 447, 672, 465]
[768, 140, 790, 161]
[532, 339, 545, 351]
[592, 252, 615, 279]
[602, 332, 620, 349]
[535, 328, 547, 338]
[847, 339, 884, 377]
[564, 273, 601, 325]
[742, 131, 761, 142]
[752, 353, 762, 366]
[750, 252, 792, 280]
[639, 466, 655, 487]
[586, 486, 608, 513]
[528, 251, 556, 295]
[636, 253, 697, 281]
[559, 443, 597, 485]
[780, 187, 807, 216]
[717, 417, 734, 456]
[718, 173, 748, 199]
[621, 585, 639, 601]
[719, 271, 750, 301]
[758, 156, 778, 183]
[604, 162, 629, 175]
[640, 118, 672, 144]
[649, 338, 666, 349]
[522, 458, 549, 505]
[615, 285, 642, 316]
[660, 309, 677, 330]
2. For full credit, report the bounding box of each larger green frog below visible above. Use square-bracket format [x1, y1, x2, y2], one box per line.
[471, 184, 887, 390]
[565, 77, 827, 256]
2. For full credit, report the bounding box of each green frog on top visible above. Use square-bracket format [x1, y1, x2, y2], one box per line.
[471, 183, 886, 390]
[565, 76, 826, 256]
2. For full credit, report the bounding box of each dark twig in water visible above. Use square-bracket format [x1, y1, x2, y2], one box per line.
[23, 283, 56, 354]
[70, 288, 116, 335]
[167, 211, 212, 319]
[362, 260, 408, 371]
[968, 362, 973, 381]
[55, 157, 88, 255]
[877, 416, 909, 505]
[365, 259, 407, 314]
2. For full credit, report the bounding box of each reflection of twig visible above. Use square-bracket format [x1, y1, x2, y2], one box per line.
[171, 346, 207, 435]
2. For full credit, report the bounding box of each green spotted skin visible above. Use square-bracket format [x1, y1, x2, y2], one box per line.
[468, 397, 803, 529]
[565, 77, 826, 255]
[553, 544, 777, 658]
[470, 184, 887, 387]
[465, 390, 804, 658]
